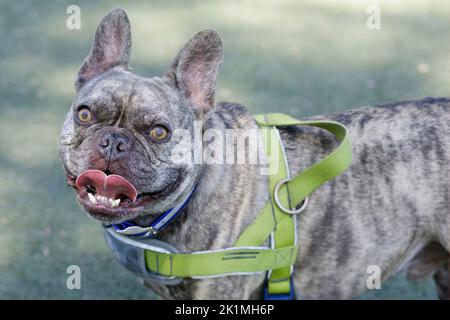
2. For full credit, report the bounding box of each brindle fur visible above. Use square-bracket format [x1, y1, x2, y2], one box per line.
[59, 9, 449, 299]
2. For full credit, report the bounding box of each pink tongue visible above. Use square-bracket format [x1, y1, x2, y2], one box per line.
[76, 169, 138, 202]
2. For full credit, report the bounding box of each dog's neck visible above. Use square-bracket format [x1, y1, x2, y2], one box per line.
[138, 103, 269, 252]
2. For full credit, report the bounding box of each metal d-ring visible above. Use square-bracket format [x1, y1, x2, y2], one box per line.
[274, 178, 309, 215]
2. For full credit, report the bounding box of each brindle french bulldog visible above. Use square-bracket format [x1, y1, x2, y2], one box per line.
[59, 9, 450, 299]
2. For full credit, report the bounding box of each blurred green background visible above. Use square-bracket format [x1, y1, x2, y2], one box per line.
[1, 0, 449, 299]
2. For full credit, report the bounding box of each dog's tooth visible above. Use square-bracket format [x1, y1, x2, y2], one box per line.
[88, 193, 97, 204]
[96, 195, 107, 205]
[112, 199, 120, 207]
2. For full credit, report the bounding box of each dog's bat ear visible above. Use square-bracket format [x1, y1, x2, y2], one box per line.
[163, 30, 223, 112]
[75, 9, 131, 90]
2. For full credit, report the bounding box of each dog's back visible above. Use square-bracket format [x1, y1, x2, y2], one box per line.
[279, 97, 450, 299]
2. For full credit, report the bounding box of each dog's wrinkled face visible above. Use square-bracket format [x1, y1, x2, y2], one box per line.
[59, 9, 223, 223]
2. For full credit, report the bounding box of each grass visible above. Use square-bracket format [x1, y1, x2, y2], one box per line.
[1, 0, 449, 299]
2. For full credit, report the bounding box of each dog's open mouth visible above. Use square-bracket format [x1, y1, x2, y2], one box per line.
[72, 169, 180, 221]
[76, 169, 137, 205]
[75, 169, 149, 220]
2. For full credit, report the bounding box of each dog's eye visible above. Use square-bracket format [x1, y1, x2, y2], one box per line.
[77, 107, 92, 123]
[149, 125, 170, 142]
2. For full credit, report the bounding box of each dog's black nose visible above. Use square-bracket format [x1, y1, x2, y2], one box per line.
[99, 132, 131, 160]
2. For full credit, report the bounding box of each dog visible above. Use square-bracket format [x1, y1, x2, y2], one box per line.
[59, 9, 450, 299]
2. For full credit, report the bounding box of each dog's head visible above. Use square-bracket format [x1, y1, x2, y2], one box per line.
[59, 9, 223, 223]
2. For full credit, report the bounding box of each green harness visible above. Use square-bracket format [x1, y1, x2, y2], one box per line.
[104, 113, 352, 298]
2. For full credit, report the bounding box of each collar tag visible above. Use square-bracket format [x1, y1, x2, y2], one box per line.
[115, 225, 158, 238]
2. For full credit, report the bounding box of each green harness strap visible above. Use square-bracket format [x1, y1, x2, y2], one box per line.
[143, 113, 352, 289]
[255, 115, 295, 295]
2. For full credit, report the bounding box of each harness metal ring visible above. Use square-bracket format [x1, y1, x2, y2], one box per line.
[274, 178, 309, 215]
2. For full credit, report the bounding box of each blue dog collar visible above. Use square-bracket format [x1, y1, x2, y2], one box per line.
[111, 184, 196, 238]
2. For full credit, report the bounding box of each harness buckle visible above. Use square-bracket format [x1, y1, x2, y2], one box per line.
[274, 178, 308, 215]
[103, 227, 182, 285]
